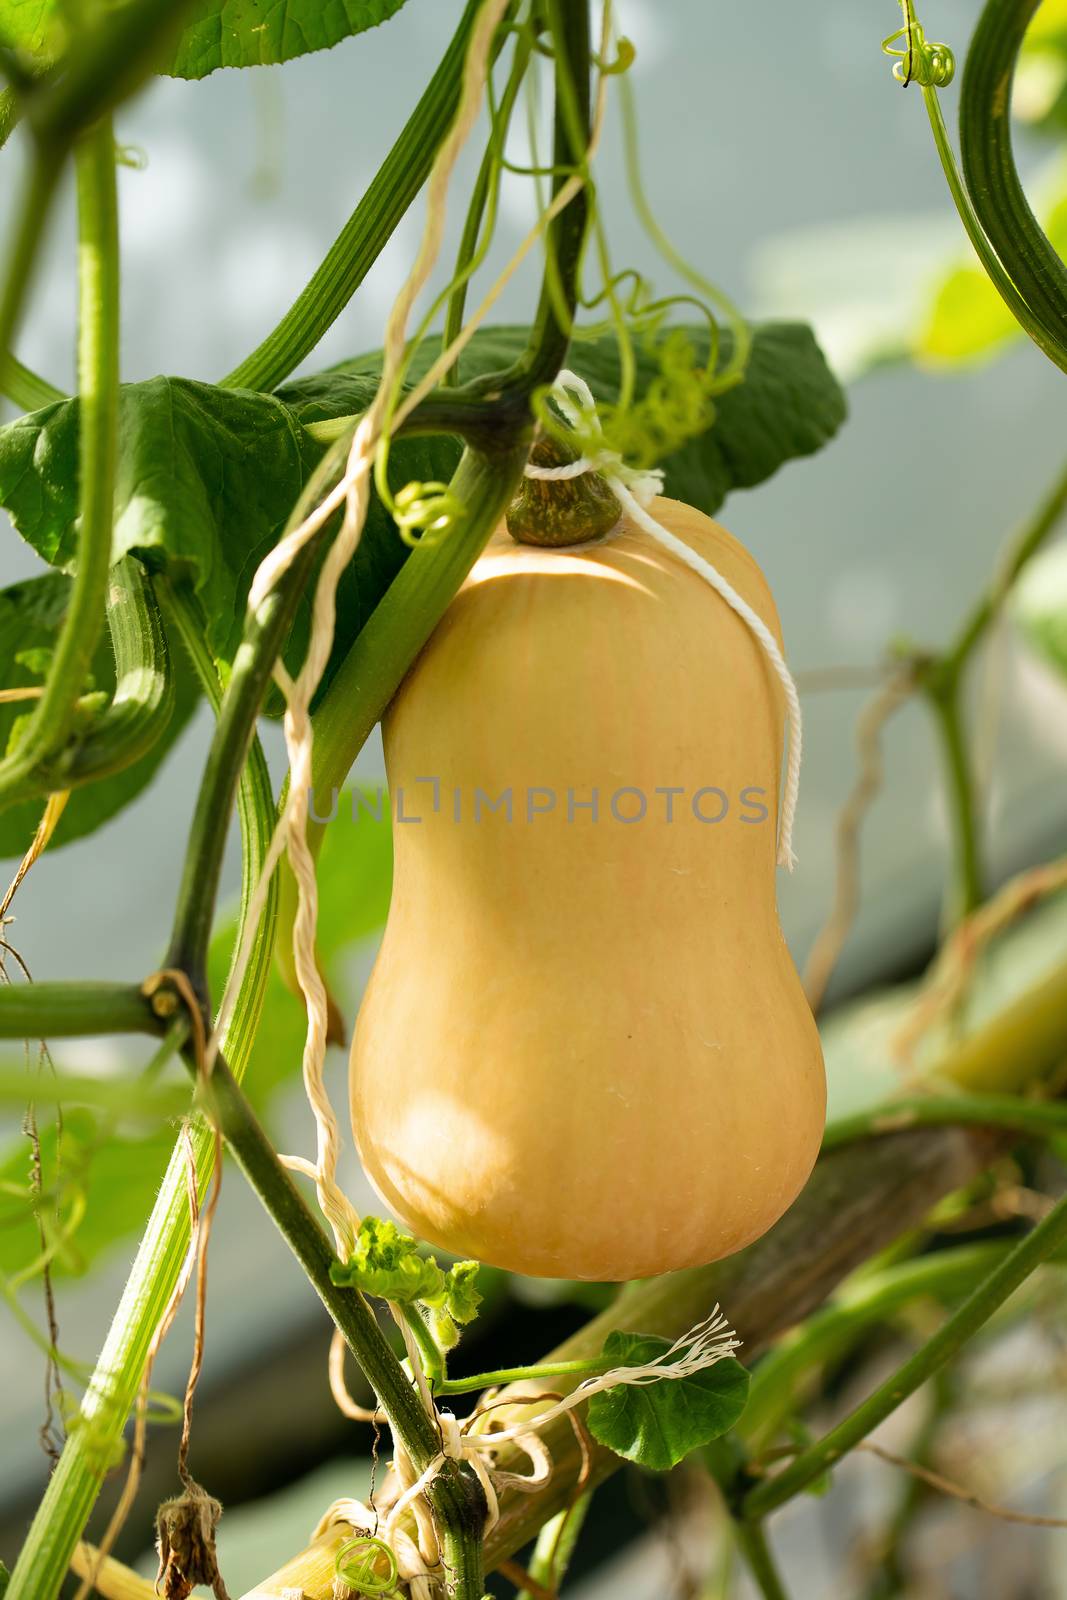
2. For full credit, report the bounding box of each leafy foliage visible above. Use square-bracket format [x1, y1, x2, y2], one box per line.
[165, 0, 411, 78]
[330, 1215, 447, 1302]
[300, 319, 848, 519]
[0, 323, 844, 720]
[0, 571, 199, 860]
[0, 0, 410, 72]
[586, 1331, 750, 1471]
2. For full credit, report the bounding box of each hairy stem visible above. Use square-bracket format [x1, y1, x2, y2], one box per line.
[222, 0, 488, 393]
[164, 434, 352, 992]
[919, 84, 1067, 373]
[740, 1189, 1067, 1518]
[0, 982, 158, 1039]
[3, 594, 280, 1600]
[958, 0, 1067, 348]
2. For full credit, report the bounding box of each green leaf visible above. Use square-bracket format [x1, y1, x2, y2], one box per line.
[441, 1259, 482, 1325]
[1, 323, 843, 712]
[0, 0, 410, 72]
[0, 378, 448, 701]
[293, 319, 847, 524]
[586, 1331, 750, 1471]
[164, 0, 410, 79]
[0, 0, 59, 57]
[0, 572, 200, 860]
[330, 1214, 447, 1302]
[1012, 540, 1067, 684]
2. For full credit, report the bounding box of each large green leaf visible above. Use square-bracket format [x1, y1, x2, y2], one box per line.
[290, 320, 848, 521]
[586, 1331, 750, 1471]
[0, 376, 446, 685]
[0, 571, 200, 860]
[1, 323, 843, 711]
[0, 788, 392, 1276]
[165, 0, 410, 78]
[0, 0, 409, 71]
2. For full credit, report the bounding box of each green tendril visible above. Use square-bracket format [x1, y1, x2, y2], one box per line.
[335, 1534, 400, 1596]
[883, 2, 956, 89]
[595, 34, 635, 76]
[391, 479, 466, 549]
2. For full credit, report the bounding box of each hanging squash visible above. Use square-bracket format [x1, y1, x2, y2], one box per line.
[349, 466, 825, 1281]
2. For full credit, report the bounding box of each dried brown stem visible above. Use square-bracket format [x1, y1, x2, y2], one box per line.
[856, 1439, 1067, 1528]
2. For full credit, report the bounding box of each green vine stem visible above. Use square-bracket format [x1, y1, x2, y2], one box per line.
[903, 451, 1067, 920]
[740, 1189, 1067, 1519]
[0, 144, 64, 419]
[883, 446, 1067, 924]
[921, 672, 984, 917]
[741, 1242, 1012, 1450]
[735, 1521, 790, 1600]
[945, 453, 1067, 677]
[221, 0, 488, 394]
[0, 117, 118, 816]
[514, 1494, 591, 1600]
[440, 23, 534, 374]
[959, 0, 1067, 347]
[3, 583, 281, 1600]
[41, 556, 175, 790]
[0, 982, 157, 1039]
[163, 433, 353, 994]
[821, 1092, 1067, 1152]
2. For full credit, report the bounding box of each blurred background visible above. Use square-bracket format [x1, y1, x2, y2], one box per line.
[2, 0, 1067, 1594]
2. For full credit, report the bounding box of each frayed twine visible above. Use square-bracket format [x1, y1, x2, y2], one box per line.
[315, 1308, 739, 1597]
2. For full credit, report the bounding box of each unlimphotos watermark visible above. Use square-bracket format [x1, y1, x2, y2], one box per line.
[307, 780, 771, 827]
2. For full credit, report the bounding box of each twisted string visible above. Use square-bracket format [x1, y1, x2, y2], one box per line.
[315, 1307, 738, 1594]
[205, 0, 512, 1258]
[528, 369, 803, 869]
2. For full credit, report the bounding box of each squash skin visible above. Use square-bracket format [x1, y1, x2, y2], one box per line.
[350, 497, 826, 1281]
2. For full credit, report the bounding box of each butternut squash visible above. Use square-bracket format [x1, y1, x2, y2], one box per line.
[349, 496, 825, 1281]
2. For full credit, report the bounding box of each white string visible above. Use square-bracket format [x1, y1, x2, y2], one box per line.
[527, 369, 803, 869]
[314, 1307, 738, 1593]
[204, 0, 511, 1260]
